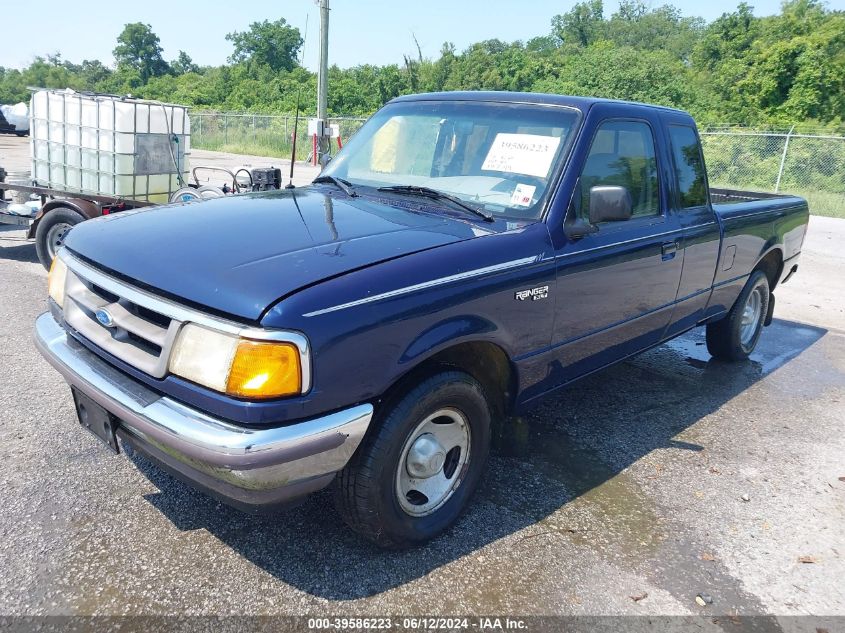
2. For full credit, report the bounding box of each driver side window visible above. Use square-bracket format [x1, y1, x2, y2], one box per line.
[578, 120, 660, 222]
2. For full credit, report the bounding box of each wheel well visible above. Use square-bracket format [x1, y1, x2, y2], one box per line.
[380, 342, 516, 420]
[27, 198, 99, 238]
[754, 249, 784, 291]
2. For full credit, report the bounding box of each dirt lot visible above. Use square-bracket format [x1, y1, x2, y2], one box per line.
[1, 134, 844, 623]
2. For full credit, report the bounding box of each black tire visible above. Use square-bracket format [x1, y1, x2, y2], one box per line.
[706, 270, 770, 361]
[335, 371, 492, 548]
[35, 207, 85, 270]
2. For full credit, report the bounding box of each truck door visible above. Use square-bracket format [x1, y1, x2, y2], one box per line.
[548, 109, 684, 385]
[659, 114, 721, 338]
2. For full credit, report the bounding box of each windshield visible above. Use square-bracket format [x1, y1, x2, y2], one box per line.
[322, 100, 581, 220]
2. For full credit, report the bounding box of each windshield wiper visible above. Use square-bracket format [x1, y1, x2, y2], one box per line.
[377, 185, 494, 222]
[313, 175, 358, 197]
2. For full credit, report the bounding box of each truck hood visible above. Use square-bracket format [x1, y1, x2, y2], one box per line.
[64, 188, 491, 321]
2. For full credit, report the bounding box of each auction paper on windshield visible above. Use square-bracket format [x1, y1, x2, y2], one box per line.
[481, 133, 561, 178]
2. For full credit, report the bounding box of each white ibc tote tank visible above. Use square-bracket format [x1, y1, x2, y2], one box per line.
[30, 89, 191, 203]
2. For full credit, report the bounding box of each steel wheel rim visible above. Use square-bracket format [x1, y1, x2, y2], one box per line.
[46, 222, 72, 260]
[395, 407, 471, 517]
[740, 286, 763, 347]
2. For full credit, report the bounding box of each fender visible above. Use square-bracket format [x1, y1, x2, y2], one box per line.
[756, 243, 783, 267]
[753, 244, 784, 289]
[27, 198, 101, 238]
[395, 315, 518, 415]
[399, 315, 502, 366]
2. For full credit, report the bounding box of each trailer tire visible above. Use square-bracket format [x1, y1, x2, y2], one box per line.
[170, 187, 202, 203]
[35, 207, 85, 269]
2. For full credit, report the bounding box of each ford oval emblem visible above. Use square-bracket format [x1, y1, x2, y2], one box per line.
[95, 308, 116, 328]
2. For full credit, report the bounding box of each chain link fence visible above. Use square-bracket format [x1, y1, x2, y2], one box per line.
[700, 127, 845, 216]
[190, 112, 367, 162]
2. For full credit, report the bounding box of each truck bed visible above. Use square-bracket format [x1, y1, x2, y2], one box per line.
[711, 187, 801, 206]
[712, 187, 809, 222]
[709, 187, 809, 299]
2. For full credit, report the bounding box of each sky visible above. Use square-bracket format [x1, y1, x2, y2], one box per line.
[0, 0, 802, 72]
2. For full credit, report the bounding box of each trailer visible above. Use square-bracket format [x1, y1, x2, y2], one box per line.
[0, 164, 287, 269]
[2, 90, 291, 268]
[0, 89, 194, 268]
[0, 177, 156, 269]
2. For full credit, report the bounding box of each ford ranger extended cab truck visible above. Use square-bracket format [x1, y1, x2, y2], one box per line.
[35, 92, 809, 547]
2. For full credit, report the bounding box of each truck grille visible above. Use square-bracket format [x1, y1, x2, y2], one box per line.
[63, 261, 182, 378]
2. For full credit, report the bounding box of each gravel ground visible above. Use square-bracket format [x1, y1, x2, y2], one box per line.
[0, 136, 843, 622]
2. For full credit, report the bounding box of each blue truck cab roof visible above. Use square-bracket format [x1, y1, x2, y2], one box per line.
[389, 91, 693, 118]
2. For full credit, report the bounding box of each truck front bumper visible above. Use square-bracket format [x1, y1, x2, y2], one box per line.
[34, 311, 374, 511]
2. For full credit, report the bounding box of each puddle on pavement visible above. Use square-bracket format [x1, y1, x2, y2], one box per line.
[488, 415, 664, 563]
[481, 320, 831, 570]
[662, 320, 827, 379]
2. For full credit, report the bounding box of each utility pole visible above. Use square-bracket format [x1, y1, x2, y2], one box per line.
[316, 0, 330, 163]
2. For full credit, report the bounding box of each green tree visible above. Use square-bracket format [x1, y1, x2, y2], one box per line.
[606, 1, 705, 60]
[533, 42, 706, 114]
[1, 0, 844, 130]
[693, 2, 758, 70]
[78, 60, 112, 87]
[113, 23, 169, 82]
[552, 0, 605, 47]
[171, 51, 200, 75]
[225, 19, 303, 73]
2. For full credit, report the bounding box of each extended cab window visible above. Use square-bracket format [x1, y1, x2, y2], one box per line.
[578, 120, 660, 221]
[668, 125, 708, 208]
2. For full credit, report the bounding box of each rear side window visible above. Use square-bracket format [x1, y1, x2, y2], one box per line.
[668, 125, 708, 208]
[578, 120, 660, 221]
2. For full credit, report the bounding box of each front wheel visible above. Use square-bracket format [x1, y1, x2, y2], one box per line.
[706, 270, 770, 361]
[335, 371, 491, 548]
[35, 207, 85, 270]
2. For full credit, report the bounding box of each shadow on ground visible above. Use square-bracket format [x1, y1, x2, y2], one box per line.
[0, 233, 39, 264]
[134, 318, 827, 603]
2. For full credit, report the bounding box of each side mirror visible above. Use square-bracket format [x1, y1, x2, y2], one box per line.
[319, 153, 332, 169]
[589, 185, 632, 224]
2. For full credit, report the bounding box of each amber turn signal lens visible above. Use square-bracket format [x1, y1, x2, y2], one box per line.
[48, 255, 68, 308]
[226, 340, 301, 399]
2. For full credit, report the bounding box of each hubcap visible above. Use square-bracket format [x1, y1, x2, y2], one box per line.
[406, 434, 446, 478]
[395, 408, 471, 517]
[740, 286, 763, 347]
[46, 222, 72, 260]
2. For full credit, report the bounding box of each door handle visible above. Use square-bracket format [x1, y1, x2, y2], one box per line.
[661, 241, 678, 261]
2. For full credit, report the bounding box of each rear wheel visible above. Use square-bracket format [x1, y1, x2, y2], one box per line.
[35, 207, 84, 270]
[706, 270, 770, 361]
[335, 371, 491, 548]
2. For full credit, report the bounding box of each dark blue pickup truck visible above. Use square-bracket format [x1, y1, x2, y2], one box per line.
[35, 92, 808, 547]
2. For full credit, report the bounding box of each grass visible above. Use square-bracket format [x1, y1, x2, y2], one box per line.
[196, 141, 299, 160]
[789, 189, 845, 219]
[193, 139, 306, 161]
[712, 181, 845, 219]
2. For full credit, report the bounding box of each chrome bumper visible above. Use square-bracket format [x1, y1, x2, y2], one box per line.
[34, 312, 374, 510]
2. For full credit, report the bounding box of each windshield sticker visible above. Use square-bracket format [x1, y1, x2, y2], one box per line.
[482, 133, 561, 178]
[510, 183, 537, 207]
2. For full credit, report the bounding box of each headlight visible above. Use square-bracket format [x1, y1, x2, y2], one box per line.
[169, 323, 303, 399]
[48, 255, 68, 308]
